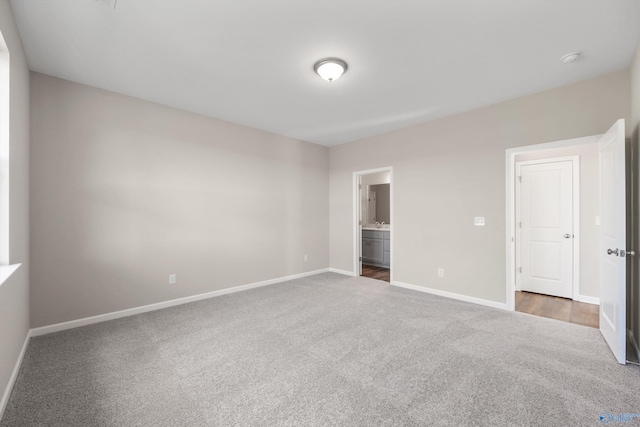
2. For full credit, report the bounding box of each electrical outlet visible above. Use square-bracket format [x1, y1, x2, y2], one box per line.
[304, 254, 308, 262]
[169, 274, 176, 284]
[437, 268, 444, 277]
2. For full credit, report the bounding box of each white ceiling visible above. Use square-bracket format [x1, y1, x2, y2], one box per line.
[9, 0, 640, 146]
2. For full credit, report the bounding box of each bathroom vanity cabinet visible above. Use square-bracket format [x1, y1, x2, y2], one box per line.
[362, 230, 390, 268]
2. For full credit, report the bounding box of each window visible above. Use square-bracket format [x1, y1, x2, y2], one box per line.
[0, 31, 9, 265]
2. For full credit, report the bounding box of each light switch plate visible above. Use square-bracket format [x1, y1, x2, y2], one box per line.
[474, 217, 485, 226]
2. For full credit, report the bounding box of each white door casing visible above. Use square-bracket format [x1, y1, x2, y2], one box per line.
[506, 134, 601, 312]
[517, 159, 575, 299]
[599, 119, 626, 365]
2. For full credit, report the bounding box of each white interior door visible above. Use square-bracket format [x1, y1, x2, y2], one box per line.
[599, 119, 626, 364]
[519, 160, 574, 298]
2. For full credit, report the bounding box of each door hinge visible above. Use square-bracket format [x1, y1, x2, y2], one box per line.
[518, 221, 522, 228]
[518, 267, 522, 273]
[359, 256, 362, 261]
[518, 176, 522, 183]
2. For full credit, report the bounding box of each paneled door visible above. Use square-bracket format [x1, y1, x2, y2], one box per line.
[518, 160, 574, 298]
[599, 119, 626, 364]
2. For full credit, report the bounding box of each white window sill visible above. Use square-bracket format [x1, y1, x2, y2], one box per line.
[0, 263, 21, 287]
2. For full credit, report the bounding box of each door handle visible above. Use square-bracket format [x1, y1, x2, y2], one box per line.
[607, 248, 619, 256]
[563, 234, 571, 238]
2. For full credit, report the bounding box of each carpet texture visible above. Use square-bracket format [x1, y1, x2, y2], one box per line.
[2, 273, 639, 426]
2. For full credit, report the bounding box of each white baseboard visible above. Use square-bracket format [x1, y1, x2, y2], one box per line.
[0, 332, 30, 421]
[577, 295, 600, 305]
[391, 280, 509, 311]
[329, 268, 356, 277]
[30, 268, 330, 337]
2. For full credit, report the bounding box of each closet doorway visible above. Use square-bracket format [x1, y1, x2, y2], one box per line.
[507, 136, 600, 328]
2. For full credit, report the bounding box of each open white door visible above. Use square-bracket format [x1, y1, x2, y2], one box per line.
[599, 119, 626, 364]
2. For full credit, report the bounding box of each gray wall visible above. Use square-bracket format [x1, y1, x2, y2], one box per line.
[630, 40, 640, 358]
[330, 70, 630, 304]
[0, 0, 30, 414]
[514, 143, 600, 299]
[30, 73, 329, 327]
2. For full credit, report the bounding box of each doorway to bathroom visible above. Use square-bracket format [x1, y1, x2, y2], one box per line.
[354, 167, 393, 283]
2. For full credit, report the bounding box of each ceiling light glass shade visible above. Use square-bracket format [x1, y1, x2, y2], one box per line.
[561, 51, 582, 63]
[314, 58, 348, 82]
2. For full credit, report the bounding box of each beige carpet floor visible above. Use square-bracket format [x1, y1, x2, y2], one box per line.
[2, 272, 640, 426]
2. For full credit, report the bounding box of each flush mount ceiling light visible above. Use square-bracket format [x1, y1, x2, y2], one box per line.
[314, 58, 348, 82]
[561, 51, 582, 63]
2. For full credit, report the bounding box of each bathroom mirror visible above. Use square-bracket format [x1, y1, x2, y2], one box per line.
[368, 183, 390, 224]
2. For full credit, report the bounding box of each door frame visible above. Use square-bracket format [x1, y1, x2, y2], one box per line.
[515, 156, 580, 300]
[353, 167, 393, 281]
[505, 134, 601, 311]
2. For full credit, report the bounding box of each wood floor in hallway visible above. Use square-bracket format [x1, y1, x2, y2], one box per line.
[357, 272, 599, 329]
[515, 291, 599, 329]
